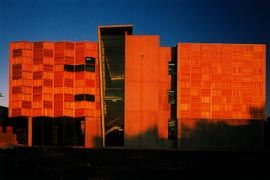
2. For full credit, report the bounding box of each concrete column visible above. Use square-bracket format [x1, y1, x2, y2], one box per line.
[84, 117, 101, 148]
[28, 117, 32, 146]
[85, 117, 94, 148]
[177, 118, 181, 149]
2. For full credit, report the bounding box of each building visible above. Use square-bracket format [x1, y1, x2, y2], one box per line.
[9, 42, 101, 147]
[9, 25, 266, 150]
[0, 106, 8, 127]
[177, 43, 265, 150]
[98, 25, 172, 148]
[0, 106, 17, 147]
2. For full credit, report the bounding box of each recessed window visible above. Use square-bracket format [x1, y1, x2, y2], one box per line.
[74, 94, 95, 102]
[75, 65, 85, 72]
[168, 119, 177, 139]
[85, 57, 95, 64]
[168, 90, 175, 104]
[86, 65, 95, 72]
[85, 94, 95, 102]
[64, 64, 96, 72]
[168, 61, 175, 75]
[74, 94, 84, 101]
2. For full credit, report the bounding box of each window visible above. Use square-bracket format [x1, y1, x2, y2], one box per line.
[75, 65, 85, 71]
[85, 57, 95, 64]
[64, 64, 74, 72]
[85, 94, 95, 102]
[86, 65, 95, 72]
[64, 64, 95, 72]
[168, 119, 177, 139]
[168, 61, 175, 75]
[74, 94, 84, 101]
[168, 90, 175, 104]
[74, 94, 95, 102]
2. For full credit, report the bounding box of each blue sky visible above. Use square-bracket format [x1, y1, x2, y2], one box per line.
[0, 0, 269, 116]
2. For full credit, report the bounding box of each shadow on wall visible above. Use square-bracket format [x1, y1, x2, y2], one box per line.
[178, 119, 263, 151]
[124, 127, 159, 149]
[249, 106, 265, 119]
[93, 127, 176, 149]
[0, 106, 9, 127]
[91, 106, 265, 150]
[178, 106, 265, 151]
[264, 117, 270, 151]
[93, 136, 103, 148]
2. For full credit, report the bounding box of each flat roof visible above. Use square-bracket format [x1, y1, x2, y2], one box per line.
[98, 25, 133, 35]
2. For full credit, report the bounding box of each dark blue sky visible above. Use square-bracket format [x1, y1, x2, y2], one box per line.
[0, 0, 269, 116]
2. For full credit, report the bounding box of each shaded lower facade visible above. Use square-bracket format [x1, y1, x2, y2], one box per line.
[10, 116, 101, 147]
[175, 43, 266, 150]
[9, 41, 101, 148]
[178, 118, 264, 151]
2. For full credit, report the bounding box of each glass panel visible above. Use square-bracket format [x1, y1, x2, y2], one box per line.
[168, 62, 175, 75]
[75, 65, 85, 71]
[86, 65, 95, 72]
[74, 94, 84, 101]
[168, 119, 177, 139]
[101, 34, 125, 146]
[85, 57, 95, 64]
[168, 90, 175, 104]
[85, 94, 95, 102]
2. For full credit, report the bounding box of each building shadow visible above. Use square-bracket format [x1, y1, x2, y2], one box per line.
[178, 119, 263, 151]
[177, 105, 265, 151]
[124, 127, 159, 149]
[91, 105, 265, 150]
[264, 116, 270, 151]
[0, 106, 8, 127]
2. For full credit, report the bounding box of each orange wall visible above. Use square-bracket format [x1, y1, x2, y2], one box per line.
[10, 41, 100, 118]
[9, 42, 33, 117]
[177, 43, 266, 123]
[9, 41, 101, 148]
[125, 35, 170, 147]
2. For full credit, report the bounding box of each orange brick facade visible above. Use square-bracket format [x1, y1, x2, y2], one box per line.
[177, 43, 265, 120]
[177, 43, 265, 149]
[9, 41, 101, 147]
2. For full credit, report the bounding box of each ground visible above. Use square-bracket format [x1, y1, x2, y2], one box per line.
[0, 147, 269, 179]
